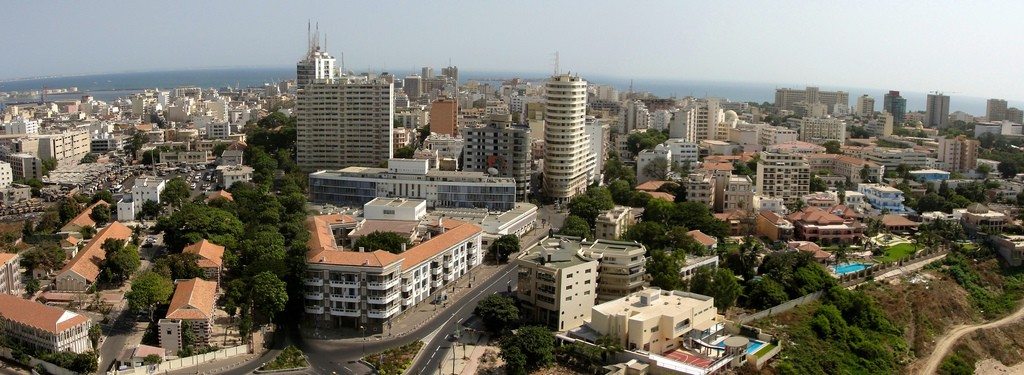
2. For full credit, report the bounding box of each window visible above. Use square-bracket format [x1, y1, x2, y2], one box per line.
[651, 326, 659, 333]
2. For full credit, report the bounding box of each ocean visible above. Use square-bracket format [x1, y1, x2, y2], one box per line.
[0, 67, 1006, 115]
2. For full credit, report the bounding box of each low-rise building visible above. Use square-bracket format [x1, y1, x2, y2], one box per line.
[680, 255, 719, 281]
[857, 183, 912, 215]
[756, 210, 794, 241]
[54, 222, 133, 292]
[182, 240, 225, 285]
[993, 234, 1024, 267]
[785, 206, 864, 245]
[117, 176, 165, 222]
[216, 165, 253, 189]
[0, 294, 93, 353]
[589, 288, 719, 354]
[159, 278, 218, 355]
[961, 204, 1008, 235]
[595, 206, 636, 240]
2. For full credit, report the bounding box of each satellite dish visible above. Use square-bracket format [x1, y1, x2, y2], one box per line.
[487, 167, 499, 175]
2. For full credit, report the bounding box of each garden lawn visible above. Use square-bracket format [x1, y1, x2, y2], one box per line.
[260, 346, 308, 371]
[876, 243, 918, 263]
[366, 341, 424, 375]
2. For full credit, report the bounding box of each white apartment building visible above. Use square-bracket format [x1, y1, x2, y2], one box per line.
[5, 153, 41, 180]
[117, 176, 166, 221]
[37, 131, 91, 167]
[0, 294, 93, 354]
[758, 125, 799, 147]
[855, 95, 875, 116]
[309, 158, 517, 212]
[691, 100, 724, 142]
[865, 148, 928, 169]
[216, 165, 253, 189]
[296, 74, 394, 170]
[650, 109, 672, 131]
[585, 117, 607, 185]
[685, 173, 716, 207]
[0, 253, 21, 295]
[636, 144, 671, 184]
[756, 152, 810, 205]
[595, 206, 636, 240]
[622, 100, 651, 133]
[0, 162, 12, 189]
[303, 204, 483, 332]
[669, 107, 696, 141]
[665, 139, 699, 168]
[2, 118, 39, 135]
[544, 74, 592, 204]
[798, 117, 846, 144]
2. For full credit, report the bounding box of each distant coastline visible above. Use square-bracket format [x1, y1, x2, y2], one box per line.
[0, 67, 1010, 115]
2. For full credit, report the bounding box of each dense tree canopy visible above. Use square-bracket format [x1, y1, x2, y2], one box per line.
[490, 234, 520, 262]
[160, 177, 192, 208]
[126, 271, 174, 320]
[353, 231, 412, 254]
[89, 204, 112, 227]
[499, 326, 556, 375]
[157, 203, 244, 251]
[559, 215, 592, 239]
[476, 294, 520, 334]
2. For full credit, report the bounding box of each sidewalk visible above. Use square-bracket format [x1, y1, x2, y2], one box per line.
[434, 331, 493, 375]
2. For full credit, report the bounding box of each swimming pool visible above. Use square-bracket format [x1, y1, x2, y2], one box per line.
[745, 340, 765, 355]
[832, 263, 871, 275]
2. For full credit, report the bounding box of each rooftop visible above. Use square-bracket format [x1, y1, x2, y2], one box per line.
[0, 294, 90, 334]
[182, 239, 225, 269]
[58, 221, 133, 283]
[592, 288, 713, 322]
[165, 278, 218, 321]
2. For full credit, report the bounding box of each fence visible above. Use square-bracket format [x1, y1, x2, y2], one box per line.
[106, 344, 249, 375]
[837, 247, 948, 286]
[735, 291, 823, 324]
[0, 347, 79, 375]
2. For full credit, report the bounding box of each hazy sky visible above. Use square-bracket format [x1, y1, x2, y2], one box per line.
[4, 1, 1024, 100]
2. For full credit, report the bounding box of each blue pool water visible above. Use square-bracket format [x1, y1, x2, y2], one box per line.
[832, 263, 870, 275]
[746, 341, 765, 355]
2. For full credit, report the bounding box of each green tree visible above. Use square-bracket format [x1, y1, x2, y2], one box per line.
[640, 158, 669, 181]
[647, 249, 685, 290]
[41, 158, 57, 176]
[89, 204, 112, 227]
[489, 234, 520, 262]
[139, 199, 162, 219]
[353, 231, 411, 254]
[160, 177, 191, 208]
[689, 268, 741, 311]
[126, 271, 174, 321]
[80, 153, 99, 163]
[626, 130, 668, 155]
[57, 198, 83, 224]
[140, 150, 158, 165]
[499, 326, 555, 375]
[100, 239, 140, 285]
[79, 225, 97, 239]
[394, 146, 415, 159]
[92, 190, 114, 205]
[822, 140, 842, 154]
[475, 294, 520, 334]
[125, 133, 148, 160]
[747, 277, 789, 309]
[249, 271, 288, 323]
[143, 354, 163, 365]
[567, 187, 614, 225]
[153, 252, 205, 281]
[559, 215, 592, 239]
[156, 203, 244, 250]
[810, 175, 828, 192]
[20, 244, 66, 273]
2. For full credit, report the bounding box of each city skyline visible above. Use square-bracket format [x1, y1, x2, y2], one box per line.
[4, 1, 1024, 101]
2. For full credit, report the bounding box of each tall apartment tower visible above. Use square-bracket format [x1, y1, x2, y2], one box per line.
[925, 93, 951, 128]
[429, 97, 459, 136]
[441, 66, 459, 85]
[296, 27, 336, 88]
[461, 113, 532, 201]
[883, 90, 907, 125]
[755, 152, 810, 206]
[544, 74, 592, 204]
[692, 99, 724, 142]
[403, 75, 423, 100]
[296, 75, 395, 170]
[987, 98, 1008, 121]
[855, 95, 875, 116]
[421, 66, 434, 79]
[937, 135, 980, 173]
[1008, 107, 1024, 124]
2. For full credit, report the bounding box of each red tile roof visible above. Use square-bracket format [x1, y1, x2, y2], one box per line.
[786, 207, 845, 225]
[687, 230, 718, 247]
[645, 192, 675, 201]
[205, 190, 234, 202]
[60, 201, 109, 232]
[165, 278, 218, 320]
[881, 214, 919, 228]
[635, 180, 672, 192]
[0, 294, 90, 334]
[0, 252, 17, 265]
[182, 239, 225, 269]
[58, 221, 133, 283]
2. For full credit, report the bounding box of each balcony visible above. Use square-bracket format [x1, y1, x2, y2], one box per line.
[431, 279, 443, 288]
[367, 278, 400, 290]
[402, 282, 413, 292]
[303, 278, 323, 287]
[367, 305, 401, 319]
[403, 296, 415, 306]
[329, 294, 360, 302]
[431, 267, 442, 275]
[329, 279, 359, 287]
[367, 292, 399, 304]
[329, 308, 360, 317]
[305, 292, 323, 300]
[304, 305, 324, 314]
[444, 273, 455, 282]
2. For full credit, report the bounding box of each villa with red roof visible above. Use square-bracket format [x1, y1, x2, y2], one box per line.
[303, 198, 483, 332]
[785, 206, 865, 245]
[54, 221, 133, 292]
[58, 201, 109, 236]
[182, 239, 225, 284]
[159, 278, 218, 355]
[0, 294, 94, 353]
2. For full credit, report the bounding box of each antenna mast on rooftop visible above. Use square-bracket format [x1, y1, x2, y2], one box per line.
[554, 51, 560, 76]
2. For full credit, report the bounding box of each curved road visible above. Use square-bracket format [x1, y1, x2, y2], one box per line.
[216, 262, 518, 375]
[918, 303, 1024, 375]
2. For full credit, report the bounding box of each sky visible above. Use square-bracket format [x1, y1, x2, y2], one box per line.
[4, 1, 1024, 100]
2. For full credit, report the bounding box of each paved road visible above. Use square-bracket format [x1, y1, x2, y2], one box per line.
[98, 308, 137, 372]
[918, 302, 1024, 375]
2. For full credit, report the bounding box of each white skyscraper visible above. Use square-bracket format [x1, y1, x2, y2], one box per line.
[544, 74, 591, 203]
[296, 75, 395, 171]
[296, 26, 336, 88]
[855, 95, 875, 117]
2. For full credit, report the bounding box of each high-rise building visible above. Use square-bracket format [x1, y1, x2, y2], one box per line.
[669, 107, 696, 141]
[296, 75, 394, 170]
[543, 74, 591, 204]
[461, 114, 532, 201]
[774, 86, 849, 114]
[855, 95, 875, 117]
[937, 135, 980, 173]
[403, 75, 423, 100]
[798, 117, 846, 144]
[925, 93, 951, 128]
[622, 100, 650, 133]
[883, 90, 907, 125]
[1008, 107, 1024, 124]
[296, 29, 336, 87]
[755, 152, 810, 205]
[441, 66, 459, 84]
[987, 98, 1008, 121]
[421, 66, 434, 79]
[429, 97, 458, 136]
[691, 99, 724, 142]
